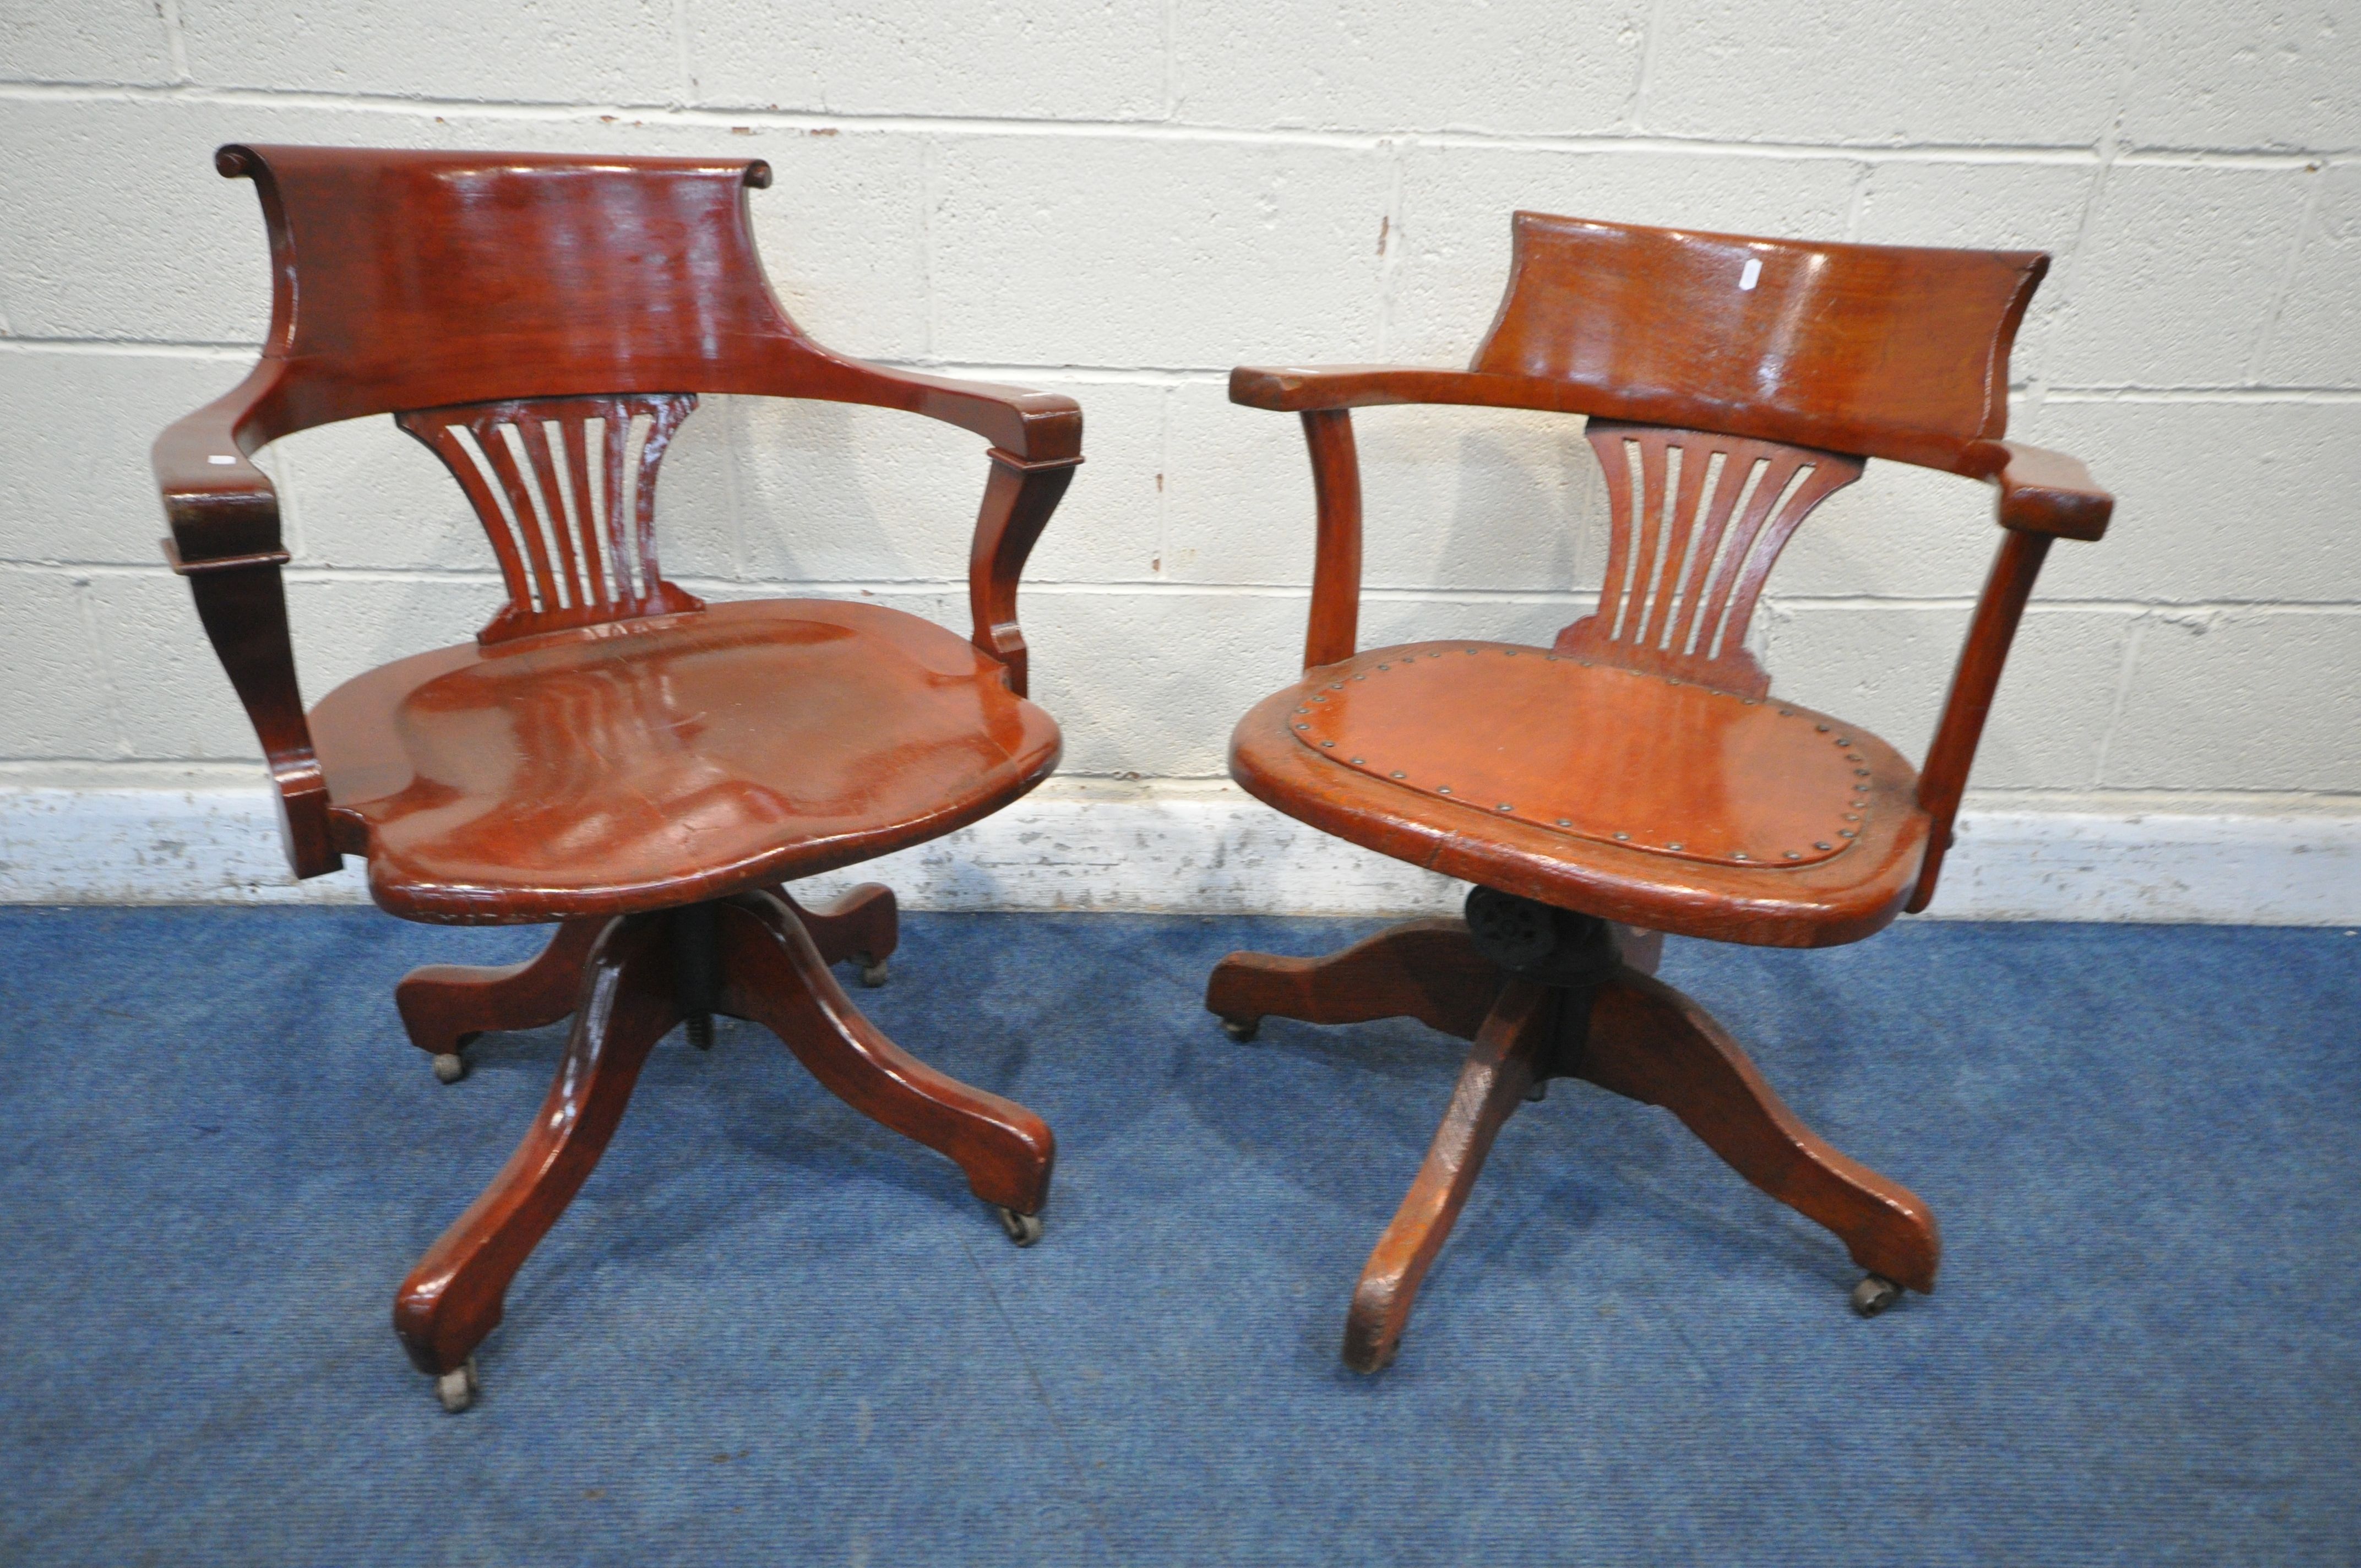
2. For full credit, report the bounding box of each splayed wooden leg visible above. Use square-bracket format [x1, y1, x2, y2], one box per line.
[394, 915, 677, 1380]
[394, 917, 606, 1077]
[717, 892, 1053, 1219]
[1343, 979, 1558, 1373]
[1207, 917, 1505, 1043]
[771, 882, 899, 986]
[1576, 970, 1939, 1295]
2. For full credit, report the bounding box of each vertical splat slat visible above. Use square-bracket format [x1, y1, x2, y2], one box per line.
[1665, 451, 1759, 660]
[398, 393, 704, 644]
[470, 418, 565, 614]
[513, 415, 583, 610]
[556, 411, 608, 608]
[1557, 418, 1864, 696]
[1638, 439, 1714, 652]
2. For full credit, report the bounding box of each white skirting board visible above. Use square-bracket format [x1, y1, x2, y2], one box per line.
[0, 782, 2353, 925]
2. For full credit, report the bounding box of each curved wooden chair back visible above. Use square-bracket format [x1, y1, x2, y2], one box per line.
[1230, 210, 2113, 912]
[154, 145, 1082, 879]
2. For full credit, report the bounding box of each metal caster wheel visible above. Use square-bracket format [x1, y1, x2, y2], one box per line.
[1850, 1274, 1902, 1319]
[431, 1053, 467, 1085]
[858, 958, 889, 988]
[1219, 1015, 1259, 1043]
[435, 1357, 480, 1413]
[996, 1206, 1044, 1248]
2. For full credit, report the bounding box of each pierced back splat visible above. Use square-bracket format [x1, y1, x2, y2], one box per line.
[399, 394, 706, 645]
[1557, 419, 1864, 698]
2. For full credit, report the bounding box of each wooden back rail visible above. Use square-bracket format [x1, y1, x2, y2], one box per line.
[1249, 211, 2114, 911]
[399, 394, 705, 644]
[154, 145, 1081, 879]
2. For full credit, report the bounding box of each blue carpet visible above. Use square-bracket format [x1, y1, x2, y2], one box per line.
[0, 907, 2355, 1566]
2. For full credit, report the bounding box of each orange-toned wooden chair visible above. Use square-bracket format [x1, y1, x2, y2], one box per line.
[153, 146, 1081, 1409]
[1207, 212, 2114, 1372]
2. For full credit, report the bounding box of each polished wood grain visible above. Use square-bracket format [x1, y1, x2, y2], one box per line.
[395, 916, 606, 1062]
[307, 598, 1060, 922]
[156, 145, 1082, 881]
[1344, 977, 1555, 1373]
[398, 394, 705, 645]
[1207, 917, 1506, 1043]
[152, 145, 1074, 1403]
[1561, 421, 1864, 697]
[1580, 968, 1938, 1294]
[396, 913, 678, 1375]
[1216, 210, 2109, 1368]
[719, 892, 1054, 1218]
[1213, 917, 1938, 1371]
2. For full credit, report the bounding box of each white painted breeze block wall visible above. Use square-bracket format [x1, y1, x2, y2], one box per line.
[0, 2, 2355, 919]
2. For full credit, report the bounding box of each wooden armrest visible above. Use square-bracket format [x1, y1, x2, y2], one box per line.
[1963, 440, 2114, 542]
[777, 346, 1083, 464]
[1232, 364, 1602, 415]
[151, 373, 340, 880]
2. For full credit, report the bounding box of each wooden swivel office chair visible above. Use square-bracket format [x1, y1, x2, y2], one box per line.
[1206, 212, 2113, 1372]
[153, 146, 1082, 1409]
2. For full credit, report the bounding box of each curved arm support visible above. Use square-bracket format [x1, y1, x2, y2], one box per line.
[154, 367, 338, 880]
[1908, 527, 2054, 912]
[1300, 409, 1364, 669]
[768, 345, 1083, 464]
[1965, 439, 2115, 542]
[967, 449, 1080, 698]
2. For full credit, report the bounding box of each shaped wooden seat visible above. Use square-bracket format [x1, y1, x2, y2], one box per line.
[153, 145, 1081, 1409]
[312, 600, 1059, 922]
[1232, 641, 1927, 946]
[1208, 212, 2113, 1371]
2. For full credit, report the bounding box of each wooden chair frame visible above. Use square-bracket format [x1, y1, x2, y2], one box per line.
[1209, 212, 2114, 1370]
[153, 145, 1081, 1409]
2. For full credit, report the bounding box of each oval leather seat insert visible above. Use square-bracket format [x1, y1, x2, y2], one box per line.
[1290, 643, 1902, 868]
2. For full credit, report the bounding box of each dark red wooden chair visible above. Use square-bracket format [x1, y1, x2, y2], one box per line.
[153, 146, 1082, 1410]
[1207, 212, 2114, 1371]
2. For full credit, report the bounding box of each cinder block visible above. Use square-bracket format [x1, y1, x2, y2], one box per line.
[689, 0, 1166, 121]
[178, 0, 680, 104]
[1018, 589, 1305, 776]
[2259, 162, 2361, 389]
[0, 100, 928, 353]
[276, 399, 737, 582]
[1762, 603, 2129, 789]
[2048, 162, 2313, 388]
[1771, 455, 2009, 602]
[0, 0, 173, 84]
[1171, 0, 1644, 134]
[0, 349, 259, 565]
[2121, 5, 2361, 153]
[2017, 398, 2361, 603]
[1853, 160, 2099, 383]
[1642, 0, 2132, 145]
[281, 574, 510, 701]
[2104, 609, 2360, 791]
[716, 374, 1167, 589]
[0, 569, 119, 757]
[1390, 146, 1859, 362]
[1165, 382, 1604, 592]
[83, 569, 259, 760]
[720, 392, 988, 586]
[931, 135, 1392, 369]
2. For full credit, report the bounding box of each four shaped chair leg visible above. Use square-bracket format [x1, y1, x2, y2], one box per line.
[1208, 905, 1940, 1373]
[394, 886, 1052, 1411]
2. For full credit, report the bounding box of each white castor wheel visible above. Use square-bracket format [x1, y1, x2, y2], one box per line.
[858, 957, 889, 988]
[1219, 1015, 1258, 1043]
[431, 1053, 467, 1084]
[1850, 1274, 1902, 1318]
[435, 1357, 480, 1413]
[997, 1206, 1043, 1247]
